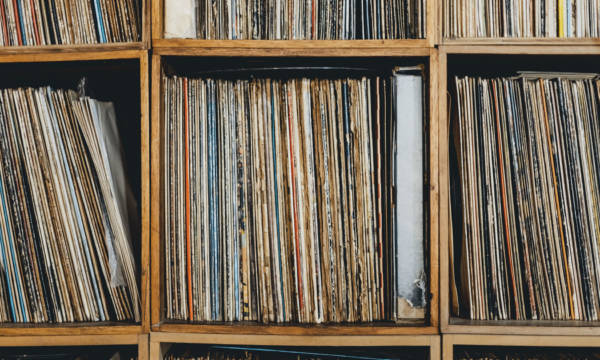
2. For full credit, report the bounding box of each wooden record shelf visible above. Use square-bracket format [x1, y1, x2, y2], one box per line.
[443, 334, 600, 359]
[150, 333, 441, 360]
[0, 48, 150, 337]
[149, 48, 440, 337]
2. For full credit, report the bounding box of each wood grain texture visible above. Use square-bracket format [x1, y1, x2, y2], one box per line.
[441, 44, 600, 55]
[150, 332, 440, 347]
[0, 43, 145, 55]
[140, 51, 151, 334]
[0, 334, 140, 346]
[152, 0, 164, 40]
[0, 50, 143, 63]
[442, 37, 600, 46]
[153, 323, 438, 336]
[150, 54, 164, 329]
[445, 319, 600, 336]
[438, 50, 449, 334]
[0, 324, 141, 336]
[153, 46, 431, 57]
[428, 48, 440, 329]
[138, 334, 150, 360]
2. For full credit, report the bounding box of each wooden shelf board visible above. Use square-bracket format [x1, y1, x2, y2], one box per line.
[0, 334, 141, 346]
[0, 42, 145, 54]
[443, 318, 600, 336]
[152, 39, 431, 57]
[150, 332, 439, 347]
[442, 37, 600, 46]
[0, 49, 146, 63]
[153, 322, 437, 336]
[440, 44, 600, 55]
[0, 323, 142, 336]
[153, 38, 431, 48]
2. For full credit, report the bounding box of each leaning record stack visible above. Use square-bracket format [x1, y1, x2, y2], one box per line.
[0, 86, 140, 323]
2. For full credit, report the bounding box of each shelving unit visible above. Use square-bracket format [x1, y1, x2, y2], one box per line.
[1, 1, 599, 358]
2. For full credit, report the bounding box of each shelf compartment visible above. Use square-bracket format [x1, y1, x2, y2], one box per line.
[150, 53, 439, 335]
[0, 0, 150, 52]
[439, 51, 600, 336]
[0, 50, 150, 335]
[151, 0, 437, 48]
[150, 333, 440, 360]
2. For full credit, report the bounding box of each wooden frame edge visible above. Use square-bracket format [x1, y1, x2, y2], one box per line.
[428, 48, 440, 330]
[438, 48, 449, 334]
[150, 53, 163, 330]
[439, 44, 600, 55]
[140, 50, 151, 334]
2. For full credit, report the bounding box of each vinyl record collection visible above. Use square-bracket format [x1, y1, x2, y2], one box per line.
[163, 67, 427, 323]
[444, 0, 600, 38]
[453, 73, 600, 321]
[164, 0, 426, 40]
[165, 345, 426, 360]
[0, 0, 141, 46]
[0, 86, 140, 323]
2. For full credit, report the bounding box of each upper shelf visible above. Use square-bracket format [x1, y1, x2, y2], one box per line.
[440, 40, 600, 55]
[0, 42, 146, 56]
[442, 37, 600, 46]
[152, 39, 433, 57]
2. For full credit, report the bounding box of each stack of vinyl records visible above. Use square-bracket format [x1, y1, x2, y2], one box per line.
[163, 66, 427, 323]
[0, 86, 140, 323]
[164, 0, 426, 39]
[165, 345, 426, 360]
[444, 0, 600, 38]
[452, 72, 600, 321]
[0, 0, 141, 46]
